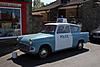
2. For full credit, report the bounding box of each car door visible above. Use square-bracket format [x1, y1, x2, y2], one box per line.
[55, 25, 73, 51]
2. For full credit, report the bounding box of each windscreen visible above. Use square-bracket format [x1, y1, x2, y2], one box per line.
[41, 25, 56, 34]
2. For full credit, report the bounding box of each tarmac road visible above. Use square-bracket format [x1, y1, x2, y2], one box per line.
[0, 42, 100, 67]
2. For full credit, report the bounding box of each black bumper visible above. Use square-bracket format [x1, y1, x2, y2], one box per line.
[89, 36, 100, 42]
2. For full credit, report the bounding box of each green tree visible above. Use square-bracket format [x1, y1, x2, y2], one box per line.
[41, 2, 45, 7]
[32, 0, 46, 10]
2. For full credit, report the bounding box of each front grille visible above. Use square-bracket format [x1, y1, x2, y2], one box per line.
[92, 33, 100, 36]
[18, 42, 30, 50]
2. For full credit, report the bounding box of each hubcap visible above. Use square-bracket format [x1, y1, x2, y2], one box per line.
[41, 50, 47, 55]
[40, 49, 48, 58]
[79, 43, 82, 49]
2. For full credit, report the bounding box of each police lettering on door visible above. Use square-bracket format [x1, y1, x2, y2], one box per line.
[60, 35, 69, 38]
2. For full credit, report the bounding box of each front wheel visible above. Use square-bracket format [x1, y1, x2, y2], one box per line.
[38, 46, 50, 59]
[77, 41, 84, 50]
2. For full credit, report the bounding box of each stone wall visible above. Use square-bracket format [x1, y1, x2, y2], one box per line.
[50, 8, 58, 21]
[66, 8, 77, 21]
[25, 0, 33, 34]
[82, 0, 100, 32]
[26, 0, 44, 34]
[96, 6, 100, 27]
[41, 12, 48, 21]
[32, 15, 43, 33]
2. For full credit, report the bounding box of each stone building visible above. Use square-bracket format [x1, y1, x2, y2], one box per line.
[33, 0, 100, 32]
[33, 0, 70, 21]
[82, 0, 100, 32]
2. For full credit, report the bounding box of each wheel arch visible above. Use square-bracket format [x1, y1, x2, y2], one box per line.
[75, 39, 84, 47]
[78, 39, 84, 43]
[39, 44, 52, 53]
[77, 39, 84, 50]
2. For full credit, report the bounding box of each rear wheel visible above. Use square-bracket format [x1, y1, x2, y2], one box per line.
[38, 46, 50, 59]
[77, 41, 83, 50]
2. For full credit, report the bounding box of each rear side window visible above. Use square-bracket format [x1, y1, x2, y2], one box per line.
[70, 26, 79, 33]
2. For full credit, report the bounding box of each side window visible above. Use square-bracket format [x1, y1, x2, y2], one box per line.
[64, 26, 70, 33]
[57, 25, 70, 33]
[71, 26, 79, 33]
[57, 26, 64, 33]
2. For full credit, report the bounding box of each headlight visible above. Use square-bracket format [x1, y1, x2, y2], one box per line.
[29, 39, 32, 45]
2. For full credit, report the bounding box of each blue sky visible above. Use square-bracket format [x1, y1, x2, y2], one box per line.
[32, 0, 56, 6]
[41, 0, 56, 4]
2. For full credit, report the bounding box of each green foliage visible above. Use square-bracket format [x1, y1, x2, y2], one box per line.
[32, 0, 46, 10]
[41, 2, 46, 7]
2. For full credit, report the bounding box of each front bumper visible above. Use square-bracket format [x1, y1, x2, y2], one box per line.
[89, 36, 100, 42]
[17, 42, 35, 53]
[19, 48, 35, 53]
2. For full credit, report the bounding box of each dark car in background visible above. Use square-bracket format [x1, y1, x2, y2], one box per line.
[90, 26, 100, 42]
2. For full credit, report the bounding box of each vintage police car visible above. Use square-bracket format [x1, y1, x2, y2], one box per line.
[17, 23, 89, 58]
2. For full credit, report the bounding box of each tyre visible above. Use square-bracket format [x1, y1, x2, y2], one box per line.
[38, 46, 50, 59]
[77, 41, 83, 50]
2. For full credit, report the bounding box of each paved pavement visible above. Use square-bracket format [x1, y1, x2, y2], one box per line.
[0, 42, 100, 67]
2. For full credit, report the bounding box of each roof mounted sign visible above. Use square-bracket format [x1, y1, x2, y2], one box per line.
[57, 18, 67, 23]
[0, 2, 21, 7]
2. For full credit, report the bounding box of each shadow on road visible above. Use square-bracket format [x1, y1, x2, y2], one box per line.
[8, 48, 89, 67]
[0, 45, 17, 57]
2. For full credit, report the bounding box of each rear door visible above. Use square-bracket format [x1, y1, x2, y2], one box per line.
[55, 25, 73, 51]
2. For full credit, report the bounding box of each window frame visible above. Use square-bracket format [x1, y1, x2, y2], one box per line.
[0, 7, 22, 39]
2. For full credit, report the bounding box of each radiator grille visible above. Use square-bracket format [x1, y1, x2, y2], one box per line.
[18, 42, 30, 50]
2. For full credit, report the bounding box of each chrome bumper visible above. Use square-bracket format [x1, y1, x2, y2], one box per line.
[19, 48, 35, 53]
[17, 42, 35, 53]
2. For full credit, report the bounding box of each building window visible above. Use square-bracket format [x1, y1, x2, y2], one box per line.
[0, 7, 21, 38]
